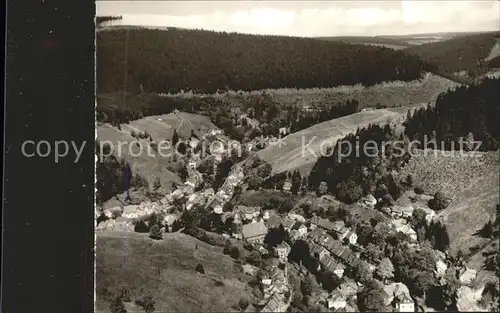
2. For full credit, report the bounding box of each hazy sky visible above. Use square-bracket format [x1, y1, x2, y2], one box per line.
[96, 1, 500, 37]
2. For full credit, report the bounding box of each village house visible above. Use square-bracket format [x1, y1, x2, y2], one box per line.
[276, 242, 291, 261]
[311, 242, 331, 261]
[401, 205, 414, 218]
[288, 213, 306, 223]
[188, 160, 197, 169]
[320, 255, 345, 278]
[290, 222, 308, 240]
[395, 294, 415, 312]
[261, 292, 286, 313]
[390, 206, 404, 219]
[237, 205, 261, 221]
[338, 281, 358, 297]
[336, 226, 351, 241]
[266, 215, 284, 229]
[384, 283, 414, 312]
[435, 260, 448, 277]
[262, 210, 270, 220]
[327, 293, 347, 310]
[392, 219, 418, 241]
[189, 137, 200, 148]
[307, 228, 365, 271]
[163, 214, 178, 229]
[333, 263, 346, 278]
[213, 203, 223, 215]
[345, 230, 358, 245]
[279, 127, 290, 136]
[320, 254, 336, 269]
[261, 273, 273, 286]
[282, 218, 296, 232]
[360, 194, 377, 209]
[310, 216, 335, 231]
[283, 181, 292, 192]
[210, 129, 223, 136]
[242, 220, 268, 243]
[459, 266, 477, 285]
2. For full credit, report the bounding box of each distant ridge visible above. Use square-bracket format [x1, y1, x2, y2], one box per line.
[97, 27, 427, 94]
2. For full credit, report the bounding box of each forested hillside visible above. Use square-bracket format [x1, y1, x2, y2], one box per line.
[308, 78, 499, 203]
[97, 28, 428, 94]
[406, 32, 500, 79]
[308, 123, 411, 204]
[404, 78, 500, 151]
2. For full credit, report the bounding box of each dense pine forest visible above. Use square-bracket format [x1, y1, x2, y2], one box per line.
[406, 32, 500, 78]
[308, 77, 499, 203]
[308, 123, 411, 204]
[404, 78, 500, 151]
[97, 28, 428, 94]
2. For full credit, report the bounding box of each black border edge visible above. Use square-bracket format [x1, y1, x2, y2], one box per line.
[2, 1, 95, 313]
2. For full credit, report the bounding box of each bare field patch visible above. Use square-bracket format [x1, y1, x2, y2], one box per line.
[96, 231, 252, 313]
[242, 73, 457, 109]
[396, 149, 499, 254]
[258, 105, 424, 176]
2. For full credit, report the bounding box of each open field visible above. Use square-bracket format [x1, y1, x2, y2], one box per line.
[96, 231, 253, 313]
[315, 32, 480, 49]
[315, 36, 411, 50]
[261, 73, 457, 110]
[97, 112, 219, 192]
[97, 122, 181, 194]
[396, 149, 499, 254]
[173, 72, 456, 111]
[258, 105, 426, 176]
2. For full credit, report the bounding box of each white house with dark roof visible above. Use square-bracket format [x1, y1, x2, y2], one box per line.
[345, 230, 358, 245]
[361, 194, 377, 209]
[283, 181, 292, 192]
[435, 260, 448, 276]
[276, 241, 291, 261]
[213, 204, 223, 215]
[288, 213, 306, 223]
[281, 218, 296, 231]
[396, 294, 415, 312]
[384, 283, 414, 312]
[333, 263, 345, 278]
[290, 223, 308, 240]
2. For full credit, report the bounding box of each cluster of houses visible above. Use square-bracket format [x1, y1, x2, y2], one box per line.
[383, 283, 415, 312]
[321, 281, 359, 311]
[259, 265, 290, 312]
[391, 219, 418, 241]
[306, 227, 374, 275]
[235, 209, 310, 244]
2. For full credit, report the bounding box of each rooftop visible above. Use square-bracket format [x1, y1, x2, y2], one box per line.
[282, 218, 296, 229]
[311, 216, 335, 231]
[242, 221, 268, 239]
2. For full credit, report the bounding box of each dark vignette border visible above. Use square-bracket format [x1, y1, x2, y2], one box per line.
[3, 1, 95, 313]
